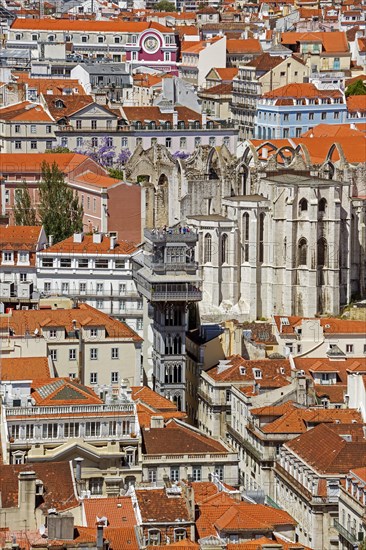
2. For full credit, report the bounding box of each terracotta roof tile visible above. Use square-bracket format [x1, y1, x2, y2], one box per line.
[0, 303, 142, 341]
[14, 74, 85, 95]
[42, 233, 137, 254]
[281, 31, 349, 53]
[136, 403, 186, 427]
[11, 19, 174, 32]
[0, 101, 54, 122]
[1, 357, 51, 381]
[347, 94, 366, 112]
[131, 386, 179, 410]
[136, 488, 191, 523]
[206, 355, 291, 386]
[259, 407, 362, 434]
[83, 496, 136, 528]
[226, 38, 262, 53]
[31, 378, 103, 406]
[212, 67, 239, 80]
[264, 82, 343, 100]
[0, 461, 78, 511]
[142, 421, 228, 454]
[43, 95, 96, 120]
[0, 225, 43, 249]
[0, 152, 90, 174]
[121, 106, 201, 125]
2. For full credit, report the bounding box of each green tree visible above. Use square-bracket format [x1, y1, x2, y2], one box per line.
[39, 161, 83, 243]
[345, 79, 366, 97]
[155, 0, 175, 10]
[13, 182, 37, 226]
[45, 146, 71, 153]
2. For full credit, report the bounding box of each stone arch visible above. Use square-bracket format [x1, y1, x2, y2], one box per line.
[155, 173, 169, 227]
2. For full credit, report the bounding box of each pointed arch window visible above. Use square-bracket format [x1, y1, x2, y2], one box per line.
[243, 213, 249, 262]
[297, 238, 308, 266]
[259, 213, 265, 263]
[317, 238, 328, 267]
[221, 234, 228, 264]
[204, 233, 212, 263]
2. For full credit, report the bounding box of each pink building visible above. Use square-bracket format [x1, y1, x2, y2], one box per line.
[125, 24, 178, 75]
[0, 153, 141, 243]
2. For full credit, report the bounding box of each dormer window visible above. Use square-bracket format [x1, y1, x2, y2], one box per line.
[55, 99, 65, 109]
[91, 328, 98, 338]
[48, 35, 55, 42]
[49, 329, 57, 339]
[3, 251, 13, 263]
[254, 369, 262, 379]
[148, 530, 161, 545]
[240, 367, 246, 375]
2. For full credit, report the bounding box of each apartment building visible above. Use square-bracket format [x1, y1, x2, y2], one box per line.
[274, 423, 366, 549]
[255, 83, 346, 139]
[1, 153, 141, 242]
[0, 101, 57, 153]
[336, 467, 366, 549]
[0, 225, 47, 310]
[36, 232, 143, 334]
[231, 53, 309, 139]
[141, 418, 239, 486]
[179, 37, 227, 87]
[0, 302, 142, 387]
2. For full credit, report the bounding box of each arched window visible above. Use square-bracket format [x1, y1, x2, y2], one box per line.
[221, 234, 228, 264]
[299, 198, 308, 212]
[297, 238, 308, 266]
[283, 237, 287, 263]
[259, 213, 265, 263]
[243, 213, 249, 262]
[317, 238, 328, 267]
[318, 198, 327, 213]
[204, 233, 212, 263]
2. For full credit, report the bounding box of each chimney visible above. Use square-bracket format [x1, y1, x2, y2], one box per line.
[75, 457, 84, 482]
[48, 235, 53, 247]
[48, 513, 74, 540]
[93, 233, 103, 244]
[73, 232, 84, 243]
[96, 522, 104, 550]
[18, 471, 36, 513]
[172, 110, 178, 128]
[110, 235, 117, 250]
[150, 416, 164, 428]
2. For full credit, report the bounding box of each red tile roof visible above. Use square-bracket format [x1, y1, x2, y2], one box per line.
[42, 233, 137, 255]
[259, 407, 362, 434]
[0, 462, 78, 511]
[347, 94, 366, 112]
[136, 488, 191, 523]
[226, 38, 262, 53]
[263, 82, 343, 100]
[0, 303, 142, 341]
[31, 378, 102, 406]
[206, 355, 291, 387]
[211, 67, 239, 80]
[14, 73, 85, 95]
[0, 225, 44, 249]
[1, 357, 51, 381]
[43, 95, 96, 119]
[131, 386, 179, 410]
[83, 496, 136, 528]
[11, 19, 174, 32]
[0, 153, 90, 174]
[121, 106, 201, 124]
[273, 315, 366, 334]
[0, 101, 54, 122]
[281, 31, 349, 53]
[143, 420, 228, 454]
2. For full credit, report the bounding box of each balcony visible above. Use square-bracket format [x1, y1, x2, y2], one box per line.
[334, 519, 362, 546]
[274, 463, 312, 501]
[144, 228, 198, 243]
[144, 256, 198, 274]
[6, 403, 135, 416]
[227, 424, 262, 461]
[134, 273, 202, 303]
[197, 388, 215, 406]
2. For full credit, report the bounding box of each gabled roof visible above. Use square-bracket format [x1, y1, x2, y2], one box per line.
[31, 378, 102, 406]
[14, 73, 85, 95]
[281, 31, 349, 53]
[42, 94, 96, 120]
[286, 423, 366, 474]
[0, 101, 54, 122]
[1, 357, 51, 381]
[206, 355, 290, 386]
[211, 67, 238, 80]
[263, 82, 343, 100]
[301, 123, 364, 138]
[131, 386, 179, 410]
[0, 225, 44, 250]
[347, 94, 366, 112]
[226, 38, 262, 53]
[121, 106, 201, 124]
[273, 315, 366, 335]
[0, 153, 90, 174]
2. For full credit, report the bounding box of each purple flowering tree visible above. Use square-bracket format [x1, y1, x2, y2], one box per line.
[74, 136, 131, 170]
[172, 150, 191, 161]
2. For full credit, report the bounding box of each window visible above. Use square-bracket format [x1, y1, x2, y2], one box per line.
[309, 113, 314, 120]
[49, 329, 57, 339]
[164, 51, 171, 61]
[243, 213, 249, 262]
[89, 477, 103, 494]
[90, 328, 97, 338]
[76, 137, 83, 147]
[115, 259, 126, 269]
[346, 344, 354, 354]
[69, 349, 77, 361]
[137, 300, 143, 310]
[9, 425, 20, 440]
[259, 213, 265, 263]
[254, 369, 262, 379]
[96, 300, 103, 309]
[26, 425, 34, 439]
[91, 137, 98, 147]
[20, 273, 27, 282]
[42, 423, 58, 438]
[60, 258, 72, 267]
[148, 469, 157, 483]
[78, 258, 88, 268]
[296, 113, 301, 121]
[318, 198, 327, 213]
[284, 114, 289, 122]
[193, 466, 202, 481]
[42, 258, 53, 267]
[46, 141, 53, 150]
[226, 389, 231, 402]
[96, 284, 103, 295]
[321, 112, 327, 120]
[30, 141, 37, 149]
[79, 282, 86, 293]
[50, 349, 57, 361]
[95, 259, 108, 268]
[44, 282, 51, 293]
[174, 530, 186, 542]
[121, 137, 128, 147]
[30, 124, 36, 134]
[76, 120, 82, 129]
[317, 238, 328, 267]
[299, 198, 308, 212]
[111, 347, 119, 360]
[111, 371, 119, 384]
[195, 137, 201, 147]
[15, 141, 21, 149]
[93, 198, 96, 212]
[180, 137, 187, 149]
[32, 34, 38, 41]
[119, 283, 126, 294]
[297, 238, 308, 266]
[3, 251, 13, 262]
[91, 119, 97, 130]
[334, 112, 339, 119]
[165, 137, 172, 148]
[119, 301, 126, 312]
[81, 35, 88, 42]
[64, 422, 79, 437]
[90, 372, 98, 384]
[148, 530, 161, 546]
[296, 127, 302, 137]
[15, 124, 20, 133]
[170, 467, 179, 481]
[114, 36, 120, 43]
[215, 465, 224, 481]
[221, 234, 228, 264]
[209, 137, 216, 147]
[61, 282, 69, 294]
[137, 319, 143, 331]
[204, 233, 212, 263]
[90, 348, 98, 360]
[98, 35, 104, 43]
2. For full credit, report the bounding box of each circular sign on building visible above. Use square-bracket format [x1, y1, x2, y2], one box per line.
[143, 35, 159, 54]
